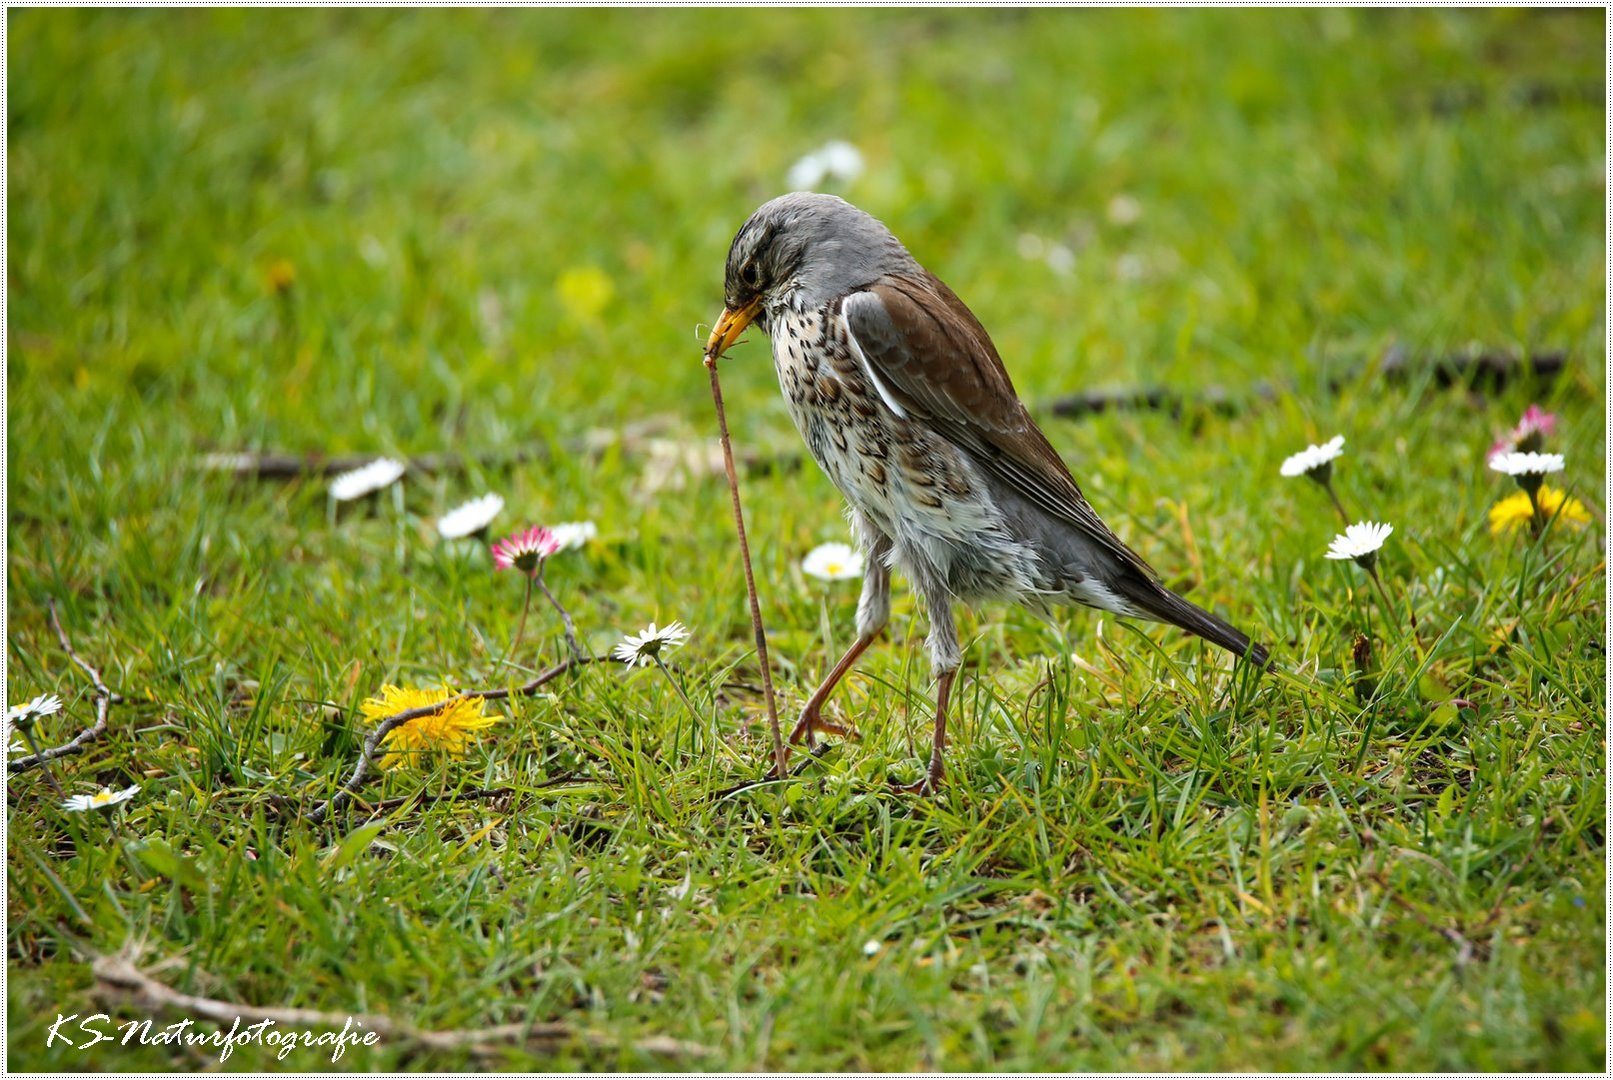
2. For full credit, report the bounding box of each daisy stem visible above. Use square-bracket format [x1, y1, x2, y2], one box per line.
[18, 726, 67, 800]
[654, 654, 706, 767]
[501, 578, 535, 672]
[535, 564, 581, 662]
[392, 482, 406, 564]
[1364, 565, 1404, 633]
[106, 809, 147, 880]
[1525, 485, 1545, 538]
[1323, 479, 1351, 528]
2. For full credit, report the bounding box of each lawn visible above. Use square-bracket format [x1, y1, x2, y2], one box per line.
[5, 8, 1606, 1071]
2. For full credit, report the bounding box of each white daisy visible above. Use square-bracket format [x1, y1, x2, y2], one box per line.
[7, 722, 25, 756]
[549, 520, 598, 552]
[613, 621, 690, 668]
[436, 493, 504, 539]
[786, 139, 865, 190]
[61, 784, 140, 813]
[7, 693, 62, 725]
[328, 458, 406, 502]
[1280, 435, 1346, 479]
[1489, 451, 1565, 479]
[802, 542, 864, 582]
[863, 939, 883, 957]
[1325, 521, 1394, 568]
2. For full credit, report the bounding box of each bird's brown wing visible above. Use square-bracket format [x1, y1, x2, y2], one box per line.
[841, 273, 1156, 578]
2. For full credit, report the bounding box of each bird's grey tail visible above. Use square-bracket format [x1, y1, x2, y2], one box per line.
[1115, 576, 1272, 669]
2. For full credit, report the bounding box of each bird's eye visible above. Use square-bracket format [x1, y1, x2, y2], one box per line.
[740, 260, 762, 288]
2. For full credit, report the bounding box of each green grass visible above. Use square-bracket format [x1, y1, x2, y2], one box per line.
[6, 8, 1605, 1070]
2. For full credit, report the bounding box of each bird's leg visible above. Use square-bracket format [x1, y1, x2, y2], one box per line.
[789, 632, 876, 747]
[793, 532, 890, 748]
[759, 527, 891, 781]
[893, 596, 959, 796]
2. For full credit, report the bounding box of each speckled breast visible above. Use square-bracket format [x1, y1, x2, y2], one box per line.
[767, 303, 1042, 604]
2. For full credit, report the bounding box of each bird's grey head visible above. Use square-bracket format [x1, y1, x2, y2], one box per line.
[720, 193, 919, 324]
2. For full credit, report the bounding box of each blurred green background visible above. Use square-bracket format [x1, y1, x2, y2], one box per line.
[6, 8, 1605, 1071]
[9, 9, 1603, 453]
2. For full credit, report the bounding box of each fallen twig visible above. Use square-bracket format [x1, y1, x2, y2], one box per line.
[306, 656, 601, 825]
[92, 953, 711, 1059]
[1043, 348, 1569, 421]
[9, 600, 123, 774]
[196, 446, 548, 479]
[195, 417, 800, 481]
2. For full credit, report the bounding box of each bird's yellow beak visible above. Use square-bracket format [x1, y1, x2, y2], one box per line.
[704, 296, 763, 362]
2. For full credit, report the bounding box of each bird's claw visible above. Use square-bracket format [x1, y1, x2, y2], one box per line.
[788, 708, 861, 747]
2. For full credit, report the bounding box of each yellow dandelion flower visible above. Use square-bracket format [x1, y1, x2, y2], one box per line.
[359, 685, 495, 769]
[1488, 485, 1591, 536]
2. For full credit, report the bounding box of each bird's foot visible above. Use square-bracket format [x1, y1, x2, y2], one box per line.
[788, 707, 861, 747]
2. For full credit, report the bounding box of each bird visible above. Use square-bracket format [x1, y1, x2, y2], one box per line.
[705, 193, 1269, 793]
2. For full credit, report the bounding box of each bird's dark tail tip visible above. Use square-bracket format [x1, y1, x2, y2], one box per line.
[1118, 577, 1273, 670]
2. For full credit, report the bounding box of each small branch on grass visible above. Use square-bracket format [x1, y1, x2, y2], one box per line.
[195, 446, 551, 479]
[194, 417, 801, 482]
[92, 953, 712, 1059]
[1042, 348, 1569, 421]
[9, 600, 123, 775]
[305, 656, 601, 826]
[48, 599, 124, 702]
[1046, 382, 1273, 421]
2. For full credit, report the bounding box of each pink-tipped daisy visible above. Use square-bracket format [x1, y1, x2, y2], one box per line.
[491, 525, 561, 577]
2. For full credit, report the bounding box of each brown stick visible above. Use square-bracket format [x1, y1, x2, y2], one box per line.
[1043, 348, 1569, 421]
[306, 656, 600, 825]
[194, 419, 801, 480]
[195, 446, 550, 479]
[9, 600, 121, 774]
[92, 953, 711, 1059]
[702, 355, 788, 782]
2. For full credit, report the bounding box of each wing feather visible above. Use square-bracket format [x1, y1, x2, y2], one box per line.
[841, 276, 1156, 578]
